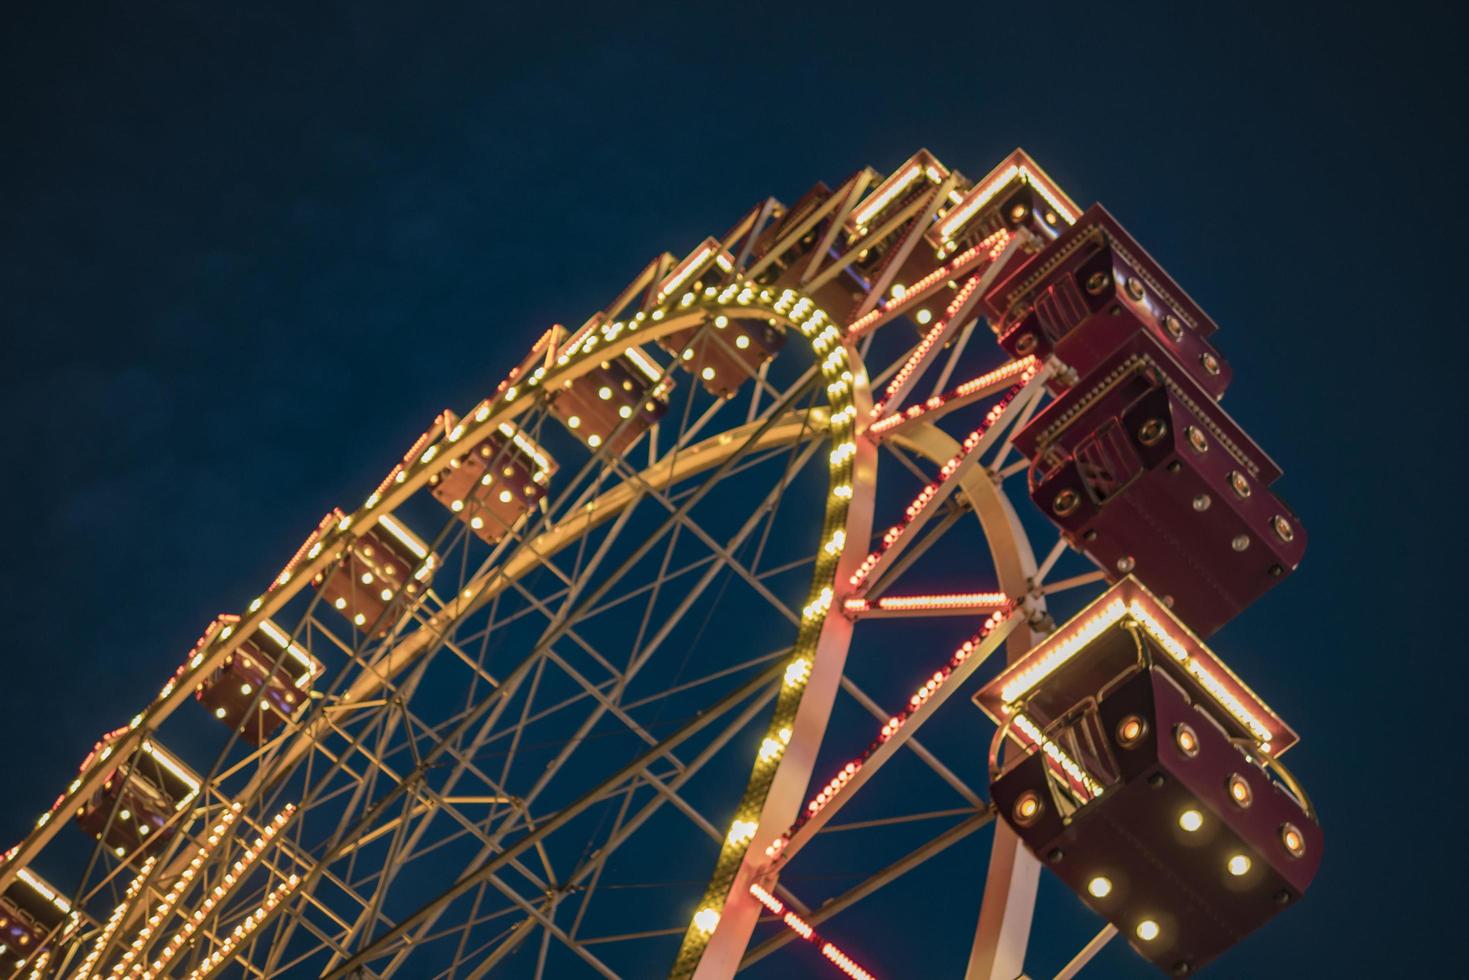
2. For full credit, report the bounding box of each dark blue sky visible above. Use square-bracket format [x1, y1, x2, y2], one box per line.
[1, 2, 1462, 976]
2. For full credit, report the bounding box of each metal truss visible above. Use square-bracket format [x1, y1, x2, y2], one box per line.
[1, 149, 1129, 980]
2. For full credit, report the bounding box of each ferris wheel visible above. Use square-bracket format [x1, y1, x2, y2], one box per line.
[0, 148, 1320, 979]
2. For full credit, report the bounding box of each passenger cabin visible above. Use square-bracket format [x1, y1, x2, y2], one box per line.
[1013, 335, 1304, 637]
[74, 730, 200, 861]
[744, 180, 867, 316]
[184, 615, 322, 745]
[0, 862, 76, 972]
[840, 150, 968, 320]
[975, 579, 1320, 975]
[931, 149, 1081, 325]
[652, 240, 786, 399]
[986, 204, 1231, 399]
[311, 510, 437, 635]
[548, 334, 673, 456]
[423, 408, 558, 545]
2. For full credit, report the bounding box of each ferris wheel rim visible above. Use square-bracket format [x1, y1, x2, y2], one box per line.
[3, 182, 1106, 980]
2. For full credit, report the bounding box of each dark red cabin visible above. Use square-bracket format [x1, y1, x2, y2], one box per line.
[986, 204, 1231, 400]
[311, 510, 437, 636]
[547, 342, 673, 457]
[1013, 335, 1304, 637]
[931, 148, 1079, 299]
[425, 408, 558, 545]
[976, 580, 1320, 975]
[0, 862, 75, 972]
[184, 616, 322, 745]
[746, 180, 868, 317]
[840, 150, 965, 320]
[648, 240, 789, 399]
[73, 730, 199, 862]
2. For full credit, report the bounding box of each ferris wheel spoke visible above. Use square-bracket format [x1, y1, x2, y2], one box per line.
[1033, 535, 1070, 589]
[851, 178, 957, 321]
[322, 660, 785, 978]
[741, 808, 993, 970]
[849, 371, 1046, 597]
[327, 428, 822, 972]
[552, 682, 781, 941]
[1053, 923, 1119, 980]
[766, 614, 1017, 872]
[803, 184, 938, 298]
[1037, 571, 1109, 598]
[866, 356, 1041, 443]
[477, 438, 820, 802]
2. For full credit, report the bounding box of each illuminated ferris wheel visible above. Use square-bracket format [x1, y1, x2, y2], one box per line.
[0, 148, 1319, 979]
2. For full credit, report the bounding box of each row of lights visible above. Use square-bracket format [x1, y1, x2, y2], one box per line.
[181, 871, 301, 980]
[107, 802, 245, 976]
[936, 161, 1077, 244]
[673, 281, 858, 975]
[1008, 713, 1106, 803]
[846, 229, 1012, 339]
[765, 610, 1011, 861]
[72, 856, 157, 980]
[867, 355, 1038, 437]
[1062, 715, 1311, 955]
[840, 591, 1010, 616]
[993, 595, 1277, 753]
[747, 883, 876, 980]
[848, 378, 1033, 591]
[139, 805, 295, 979]
[871, 272, 987, 417]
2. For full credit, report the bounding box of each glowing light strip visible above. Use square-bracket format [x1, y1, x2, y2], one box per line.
[1027, 171, 1078, 228]
[747, 884, 876, 980]
[766, 612, 1009, 861]
[181, 872, 301, 980]
[74, 857, 157, 980]
[991, 591, 1276, 750]
[851, 163, 922, 228]
[496, 422, 554, 478]
[376, 513, 429, 561]
[270, 512, 338, 591]
[842, 592, 1009, 615]
[872, 272, 986, 415]
[373, 411, 455, 498]
[848, 379, 1033, 591]
[998, 599, 1127, 704]
[868, 356, 1038, 436]
[1124, 600, 1273, 746]
[110, 804, 243, 977]
[556, 315, 603, 362]
[255, 620, 319, 684]
[937, 163, 1077, 242]
[141, 806, 294, 979]
[623, 345, 665, 386]
[12, 868, 68, 916]
[845, 229, 1011, 339]
[672, 282, 855, 976]
[1011, 713, 1105, 799]
[656, 242, 723, 301]
[140, 742, 200, 795]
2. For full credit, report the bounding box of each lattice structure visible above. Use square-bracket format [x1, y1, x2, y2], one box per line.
[0, 148, 1314, 979]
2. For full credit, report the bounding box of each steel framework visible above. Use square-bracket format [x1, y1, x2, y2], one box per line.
[0, 148, 1302, 978]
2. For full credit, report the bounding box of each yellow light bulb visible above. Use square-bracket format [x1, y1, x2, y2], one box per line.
[1227, 854, 1252, 876]
[1087, 876, 1112, 898]
[1136, 919, 1160, 941]
[1179, 809, 1203, 833]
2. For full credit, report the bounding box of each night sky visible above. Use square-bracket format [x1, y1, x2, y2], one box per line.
[2, 2, 1462, 976]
